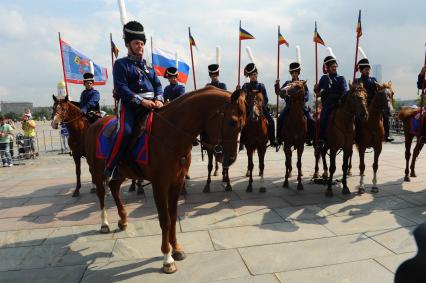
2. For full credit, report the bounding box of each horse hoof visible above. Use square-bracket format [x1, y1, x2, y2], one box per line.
[322, 173, 329, 179]
[100, 225, 110, 234]
[128, 184, 136, 192]
[347, 171, 352, 176]
[118, 221, 128, 231]
[259, 187, 266, 193]
[172, 251, 186, 261]
[313, 173, 319, 179]
[163, 262, 177, 274]
[203, 185, 211, 193]
[342, 188, 351, 195]
[297, 183, 304, 191]
[225, 184, 233, 192]
[246, 185, 253, 193]
[282, 180, 289, 188]
[245, 171, 250, 177]
[371, 187, 379, 193]
[72, 190, 80, 197]
[410, 172, 417, 178]
[185, 175, 191, 180]
[358, 187, 365, 194]
[213, 171, 219, 177]
[325, 190, 333, 197]
[404, 176, 410, 182]
[90, 187, 97, 194]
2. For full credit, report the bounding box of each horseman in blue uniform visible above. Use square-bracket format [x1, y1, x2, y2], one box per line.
[163, 67, 185, 102]
[105, 20, 164, 178]
[314, 52, 349, 146]
[241, 63, 278, 147]
[206, 64, 227, 90]
[80, 71, 101, 123]
[275, 61, 314, 145]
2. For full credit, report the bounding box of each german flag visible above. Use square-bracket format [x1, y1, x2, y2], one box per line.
[278, 32, 289, 47]
[313, 22, 325, 46]
[111, 38, 119, 58]
[356, 10, 362, 38]
[240, 27, 255, 40]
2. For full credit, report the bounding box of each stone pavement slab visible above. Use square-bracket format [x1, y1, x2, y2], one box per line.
[0, 265, 86, 283]
[81, 249, 250, 283]
[375, 252, 416, 274]
[239, 234, 393, 274]
[276, 259, 394, 283]
[365, 226, 417, 254]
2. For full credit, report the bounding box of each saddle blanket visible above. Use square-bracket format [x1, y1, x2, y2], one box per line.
[96, 113, 153, 165]
[410, 109, 426, 136]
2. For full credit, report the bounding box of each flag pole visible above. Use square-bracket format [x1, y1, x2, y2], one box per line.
[314, 22, 319, 142]
[238, 20, 242, 87]
[276, 25, 280, 119]
[150, 36, 154, 66]
[189, 27, 197, 90]
[58, 32, 69, 96]
[110, 33, 115, 67]
[353, 10, 361, 82]
[418, 43, 426, 137]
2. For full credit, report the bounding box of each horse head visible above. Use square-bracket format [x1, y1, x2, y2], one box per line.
[51, 94, 80, 129]
[347, 81, 368, 122]
[204, 89, 246, 168]
[246, 91, 263, 122]
[285, 80, 307, 108]
[376, 81, 394, 113]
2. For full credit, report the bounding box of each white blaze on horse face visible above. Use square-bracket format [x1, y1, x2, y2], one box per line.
[101, 208, 109, 227]
[51, 112, 62, 129]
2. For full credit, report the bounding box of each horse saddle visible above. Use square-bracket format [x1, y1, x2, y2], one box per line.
[96, 113, 153, 165]
[410, 110, 426, 136]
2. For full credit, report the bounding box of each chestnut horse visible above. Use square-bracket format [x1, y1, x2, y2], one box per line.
[279, 81, 307, 191]
[84, 87, 246, 273]
[353, 82, 394, 194]
[313, 83, 368, 196]
[243, 90, 269, 193]
[51, 95, 96, 197]
[399, 106, 424, 182]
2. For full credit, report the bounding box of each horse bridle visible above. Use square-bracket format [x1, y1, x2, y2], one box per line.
[53, 103, 84, 124]
[153, 100, 242, 155]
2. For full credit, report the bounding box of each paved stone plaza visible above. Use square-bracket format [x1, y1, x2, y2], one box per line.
[0, 137, 425, 282]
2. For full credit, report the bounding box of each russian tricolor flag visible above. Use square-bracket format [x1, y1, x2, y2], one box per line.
[152, 47, 190, 84]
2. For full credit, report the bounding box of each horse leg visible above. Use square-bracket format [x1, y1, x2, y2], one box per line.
[258, 147, 266, 193]
[404, 135, 413, 181]
[203, 151, 213, 193]
[224, 167, 232, 191]
[347, 152, 353, 176]
[371, 145, 382, 193]
[296, 144, 304, 191]
[109, 179, 128, 231]
[152, 184, 175, 273]
[321, 149, 329, 179]
[410, 141, 423, 178]
[358, 146, 366, 194]
[95, 175, 110, 234]
[341, 149, 351, 195]
[246, 148, 254, 192]
[213, 158, 219, 177]
[313, 146, 320, 179]
[326, 149, 336, 197]
[168, 181, 186, 262]
[129, 179, 136, 192]
[137, 179, 145, 195]
[283, 145, 291, 188]
[72, 154, 81, 197]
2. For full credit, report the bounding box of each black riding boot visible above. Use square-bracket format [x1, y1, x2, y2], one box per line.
[267, 122, 278, 147]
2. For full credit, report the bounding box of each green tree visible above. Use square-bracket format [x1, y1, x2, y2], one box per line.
[3, 112, 20, 121]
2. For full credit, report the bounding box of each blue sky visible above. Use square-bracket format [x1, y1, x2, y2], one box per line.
[0, 0, 424, 106]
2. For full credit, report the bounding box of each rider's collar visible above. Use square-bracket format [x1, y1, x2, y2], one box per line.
[127, 54, 144, 63]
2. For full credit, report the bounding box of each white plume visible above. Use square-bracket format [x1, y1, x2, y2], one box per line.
[175, 52, 179, 68]
[358, 46, 367, 59]
[216, 46, 221, 65]
[89, 61, 94, 75]
[296, 45, 301, 64]
[245, 46, 256, 64]
[117, 0, 128, 26]
[327, 47, 336, 58]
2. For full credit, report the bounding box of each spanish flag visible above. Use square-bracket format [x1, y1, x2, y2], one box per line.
[240, 27, 255, 40]
[313, 22, 325, 46]
[356, 10, 362, 38]
[278, 32, 289, 47]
